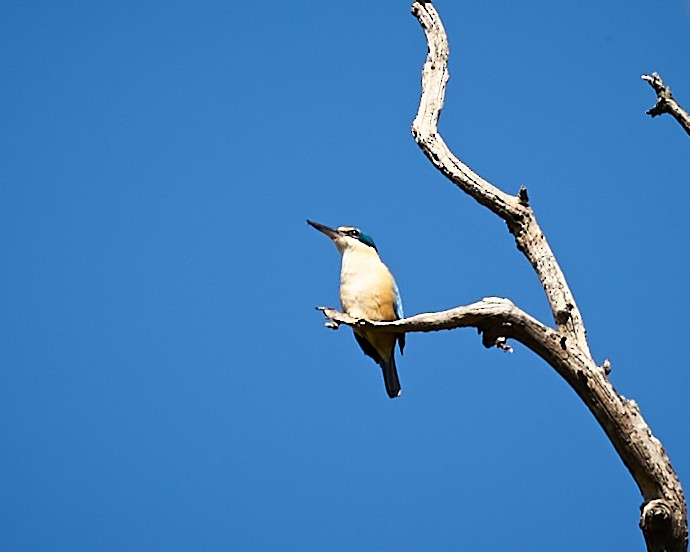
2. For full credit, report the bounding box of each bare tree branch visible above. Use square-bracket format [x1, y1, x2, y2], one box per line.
[642, 72, 690, 137]
[410, 1, 591, 359]
[318, 297, 688, 550]
[399, 2, 686, 549]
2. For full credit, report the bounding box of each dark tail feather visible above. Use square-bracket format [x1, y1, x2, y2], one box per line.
[352, 332, 402, 399]
[381, 356, 401, 399]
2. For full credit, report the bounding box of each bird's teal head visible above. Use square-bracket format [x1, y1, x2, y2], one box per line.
[307, 220, 378, 253]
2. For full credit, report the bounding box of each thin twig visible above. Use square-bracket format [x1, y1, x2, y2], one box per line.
[642, 72, 690, 137]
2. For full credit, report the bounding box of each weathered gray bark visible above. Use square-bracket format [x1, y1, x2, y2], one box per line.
[316, 2, 688, 550]
[642, 72, 690, 137]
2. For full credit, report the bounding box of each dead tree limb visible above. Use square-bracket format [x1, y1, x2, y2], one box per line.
[319, 296, 685, 548]
[642, 72, 690, 137]
[406, 3, 687, 549]
[409, 2, 591, 359]
[317, 2, 688, 550]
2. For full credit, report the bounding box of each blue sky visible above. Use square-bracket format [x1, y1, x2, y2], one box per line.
[2, 1, 689, 550]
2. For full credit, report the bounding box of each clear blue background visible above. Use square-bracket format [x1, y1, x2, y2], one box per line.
[2, 1, 689, 550]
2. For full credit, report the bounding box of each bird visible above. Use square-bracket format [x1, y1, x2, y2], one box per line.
[307, 220, 405, 398]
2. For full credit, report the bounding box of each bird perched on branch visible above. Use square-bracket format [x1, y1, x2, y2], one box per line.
[307, 220, 405, 398]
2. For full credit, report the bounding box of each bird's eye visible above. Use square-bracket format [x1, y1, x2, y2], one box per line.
[348, 229, 359, 237]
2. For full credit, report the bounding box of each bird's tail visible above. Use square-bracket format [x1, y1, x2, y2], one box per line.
[381, 356, 401, 399]
[352, 331, 402, 399]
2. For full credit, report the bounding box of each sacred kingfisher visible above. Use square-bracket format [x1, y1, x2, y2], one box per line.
[308, 220, 405, 398]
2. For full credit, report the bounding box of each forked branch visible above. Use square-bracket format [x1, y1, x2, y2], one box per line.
[319, 292, 686, 549]
[410, 1, 591, 359]
[642, 72, 690, 137]
[393, 1, 684, 549]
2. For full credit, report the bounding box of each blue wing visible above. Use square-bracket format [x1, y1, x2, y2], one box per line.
[392, 280, 405, 354]
[392, 280, 403, 319]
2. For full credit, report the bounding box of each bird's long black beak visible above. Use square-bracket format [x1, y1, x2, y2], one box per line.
[307, 220, 340, 240]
